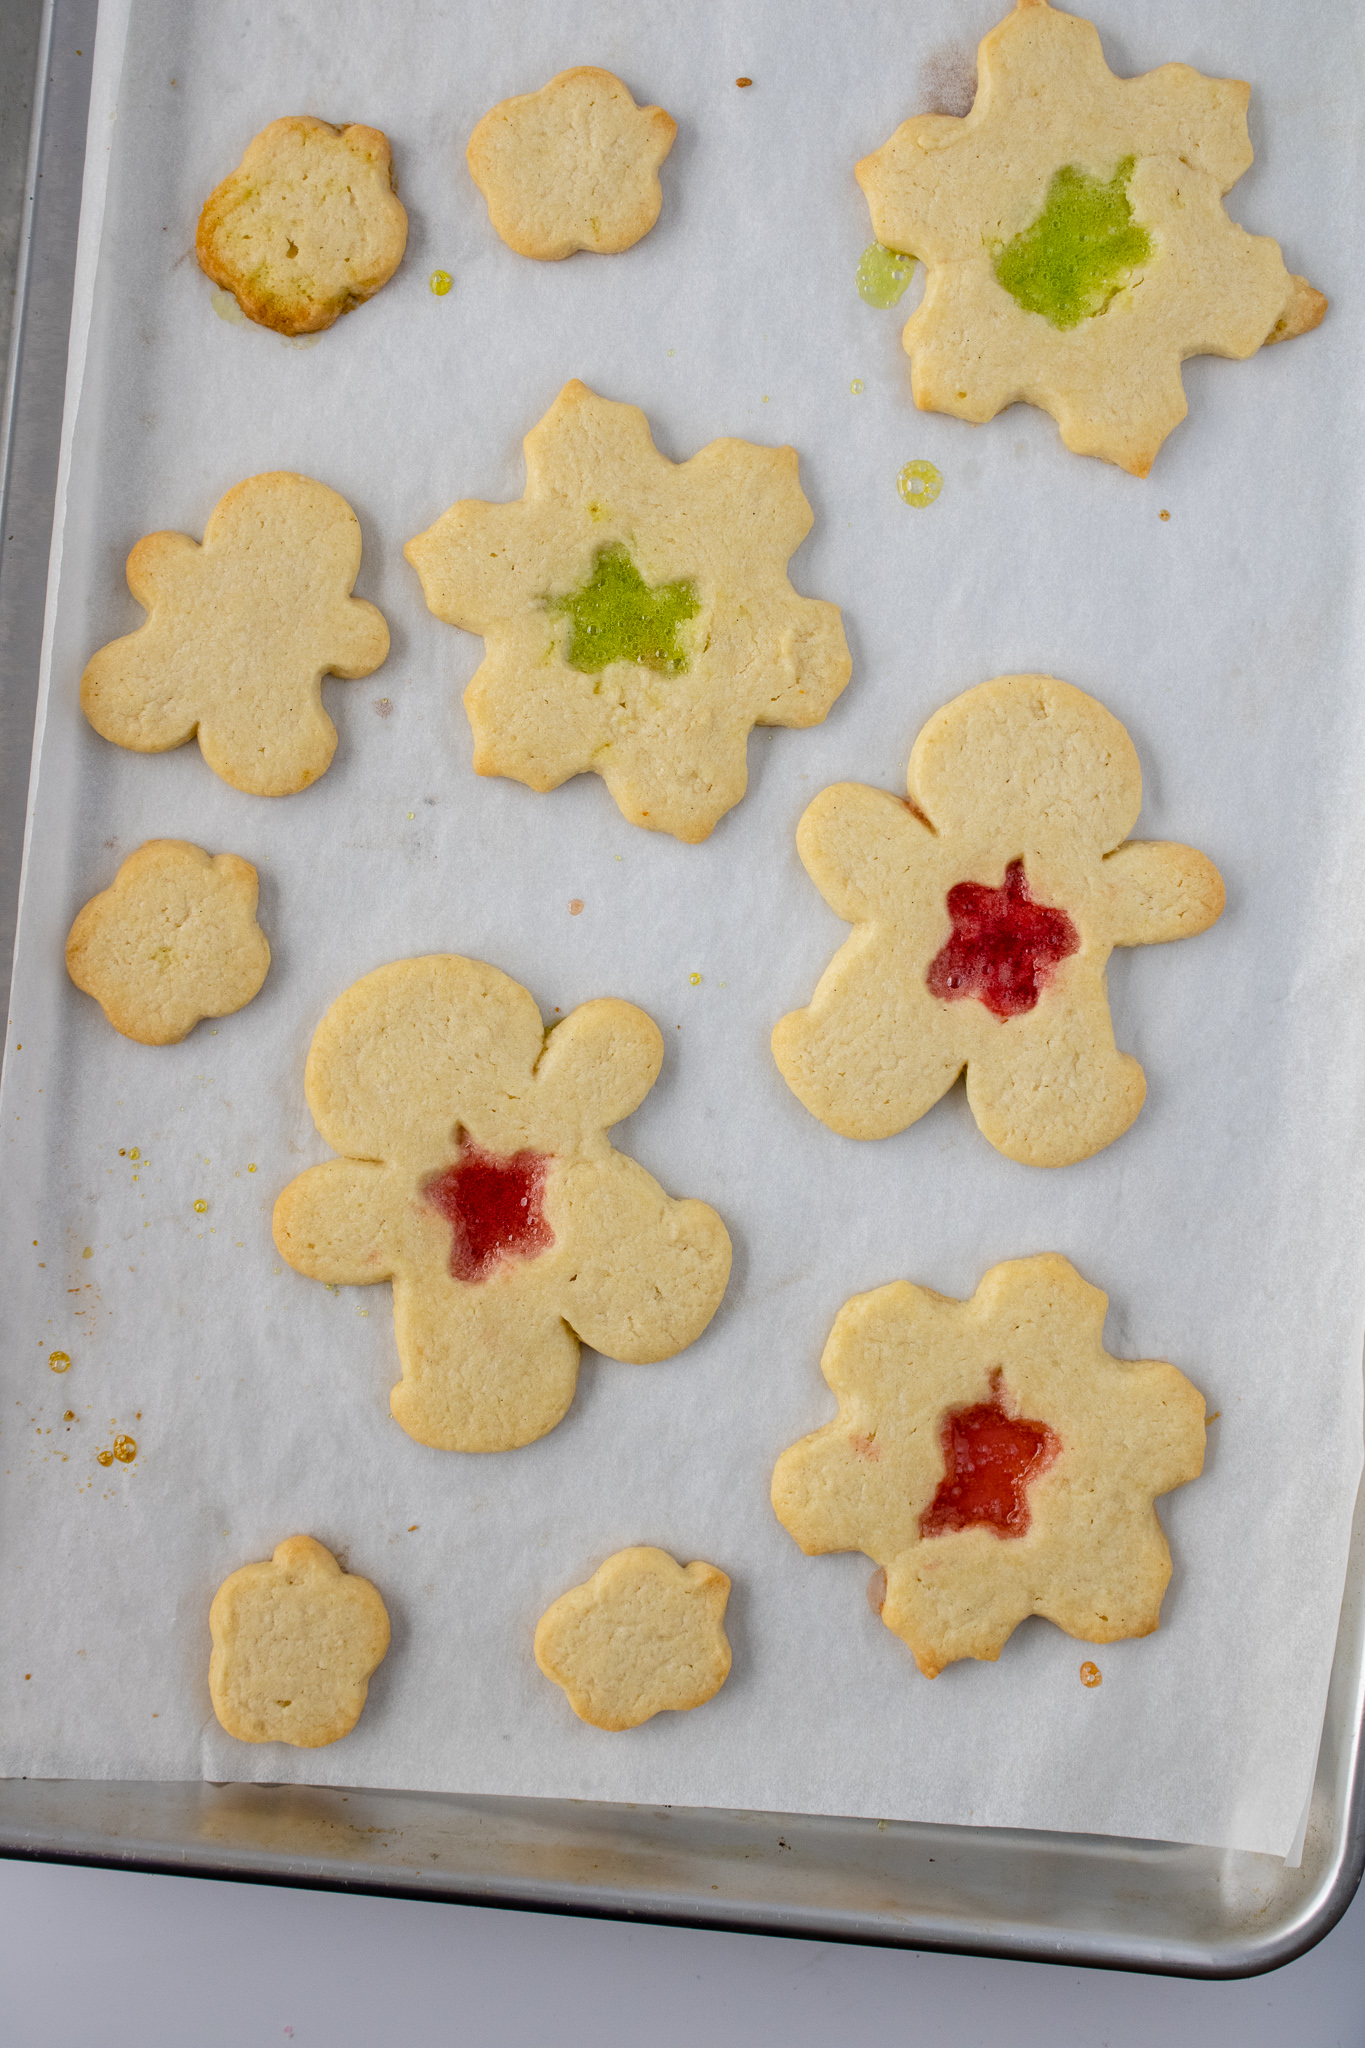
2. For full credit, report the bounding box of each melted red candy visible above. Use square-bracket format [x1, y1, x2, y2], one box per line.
[919, 1373, 1060, 1540]
[424, 1135, 554, 1284]
[926, 858, 1079, 1020]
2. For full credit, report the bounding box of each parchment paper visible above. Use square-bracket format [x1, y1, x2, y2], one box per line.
[2, 0, 1363, 1858]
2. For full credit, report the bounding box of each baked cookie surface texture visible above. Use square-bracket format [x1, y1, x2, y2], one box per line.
[467, 68, 676, 260]
[772, 675, 1224, 1168]
[65, 840, 270, 1046]
[209, 1535, 390, 1746]
[856, 0, 1326, 474]
[273, 956, 732, 1452]
[405, 380, 851, 843]
[772, 1256, 1206, 1677]
[534, 1547, 732, 1729]
[197, 116, 408, 335]
[81, 474, 390, 797]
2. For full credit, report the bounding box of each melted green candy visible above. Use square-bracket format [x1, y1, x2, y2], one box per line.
[857, 242, 917, 309]
[993, 158, 1151, 330]
[551, 545, 699, 675]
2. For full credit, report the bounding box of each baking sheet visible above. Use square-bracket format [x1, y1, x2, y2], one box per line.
[1, 0, 1362, 1859]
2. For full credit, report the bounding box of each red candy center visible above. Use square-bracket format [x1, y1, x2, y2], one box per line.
[919, 1372, 1060, 1540]
[424, 1134, 554, 1284]
[926, 858, 1079, 1020]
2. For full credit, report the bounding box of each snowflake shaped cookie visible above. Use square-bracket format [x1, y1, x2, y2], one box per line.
[209, 1535, 390, 1746]
[772, 675, 1224, 1167]
[468, 68, 676, 260]
[65, 840, 270, 1045]
[771, 1256, 1206, 1677]
[81, 474, 390, 797]
[197, 117, 408, 335]
[535, 1547, 732, 1729]
[273, 956, 732, 1452]
[405, 380, 851, 842]
[856, 0, 1326, 474]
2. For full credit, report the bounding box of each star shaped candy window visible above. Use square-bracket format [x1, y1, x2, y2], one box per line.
[273, 955, 732, 1453]
[405, 380, 851, 843]
[81, 473, 390, 796]
[856, 0, 1326, 475]
[771, 1255, 1207, 1677]
[772, 674, 1225, 1168]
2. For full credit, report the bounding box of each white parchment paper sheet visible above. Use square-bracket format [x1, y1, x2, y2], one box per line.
[2, 0, 1363, 1858]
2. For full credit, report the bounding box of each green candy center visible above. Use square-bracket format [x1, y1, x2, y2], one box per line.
[993, 158, 1151, 330]
[551, 545, 700, 676]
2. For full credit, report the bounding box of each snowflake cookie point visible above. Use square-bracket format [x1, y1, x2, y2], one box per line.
[81, 473, 390, 797]
[209, 1535, 390, 1746]
[468, 68, 677, 261]
[856, 0, 1326, 473]
[65, 839, 270, 1045]
[771, 1254, 1206, 1678]
[197, 116, 407, 336]
[273, 956, 730, 1452]
[534, 1547, 732, 1729]
[772, 674, 1223, 1166]
[405, 382, 850, 841]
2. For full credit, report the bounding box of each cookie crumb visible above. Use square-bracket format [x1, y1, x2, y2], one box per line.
[569, 898, 584, 915]
[735, 77, 753, 88]
[1159, 509, 1171, 520]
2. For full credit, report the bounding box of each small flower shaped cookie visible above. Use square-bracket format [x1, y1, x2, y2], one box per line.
[856, 0, 1326, 474]
[197, 116, 408, 335]
[209, 1535, 390, 1746]
[535, 1547, 732, 1729]
[405, 380, 851, 842]
[65, 840, 270, 1046]
[468, 68, 677, 261]
[273, 956, 732, 1453]
[773, 675, 1224, 1167]
[772, 1256, 1206, 1677]
[81, 474, 390, 797]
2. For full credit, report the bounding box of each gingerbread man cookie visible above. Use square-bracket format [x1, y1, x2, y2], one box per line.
[209, 1535, 390, 1746]
[65, 840, 270, 1046]
[773, 675, 1224, 1168]
[772, 1256, 1206, 1677]
[273, 956, 732, 1453]
[534, 1547, 732, 1729]
[856, 0, 1326, 474]
[405, 380, 850, 843]
[81, 474, 389, 797]
[197, 117, 408, 336]
[468, 69, 676, 260]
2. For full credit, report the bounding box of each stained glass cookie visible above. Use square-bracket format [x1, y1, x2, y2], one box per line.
[273, 955, 732, 1452]
[772, 675, 1224, 1167]
[405, 379, 850, 842]
[772, 1256, 1206, 1677]
[856, 0, 1326, 473]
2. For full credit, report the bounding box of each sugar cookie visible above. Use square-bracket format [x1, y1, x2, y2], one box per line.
[772, 675, 1224, 1167]
[273, 956, 732, 1452]
[856, 0, 1326, 474]
[197, 116, 408, 335]
[772, 1255, 1206, 1677]
[65, 840, 270, 1046]
[405, 380, 850, 842]
[208, 1535, 390, 1746]
[468, 68, 676, 260]
[80, 473, 390, 797]
[534, 1547, 732, 1729]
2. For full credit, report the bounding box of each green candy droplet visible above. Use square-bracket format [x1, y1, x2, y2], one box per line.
[857, 242, 917, 309]
[993, 158, 1152, 330]
[550, 545, 700, 676]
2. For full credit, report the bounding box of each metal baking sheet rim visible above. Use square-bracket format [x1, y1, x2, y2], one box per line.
[0, 0, 1361, 1979]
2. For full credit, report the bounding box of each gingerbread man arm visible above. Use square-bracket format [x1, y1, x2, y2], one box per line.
[796, 783, 932, 924]
[273, 1161, 396, 1285]
[553, 1155, 731, 1364]
[532, 998, 662, 1141]
[1100, 841, 1225, 948]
